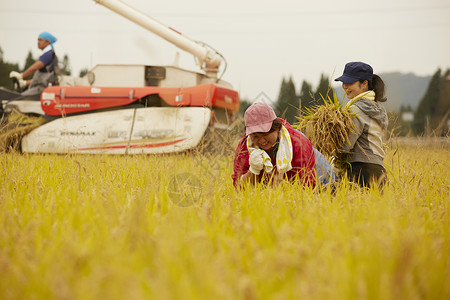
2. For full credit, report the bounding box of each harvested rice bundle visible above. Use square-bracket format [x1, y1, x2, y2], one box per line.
[296, 93, 357, 171]
[0, 111, 46, 152]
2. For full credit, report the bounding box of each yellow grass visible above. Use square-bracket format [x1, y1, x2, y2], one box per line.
[0, 140, 449, 300]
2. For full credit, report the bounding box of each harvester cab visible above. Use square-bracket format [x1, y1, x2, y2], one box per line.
[1, 0, 240, 154]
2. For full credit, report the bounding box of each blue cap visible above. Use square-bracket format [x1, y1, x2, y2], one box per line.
[334, 62, 373, 83]
[38, 32, 58, 45]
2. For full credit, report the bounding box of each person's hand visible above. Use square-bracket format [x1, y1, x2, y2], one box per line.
[9, 71, 23, 79]
[249, 149, 265, 175]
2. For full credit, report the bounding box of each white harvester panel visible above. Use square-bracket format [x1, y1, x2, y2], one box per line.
[22, 107, 211, 154]
[90, 65, 147, 87]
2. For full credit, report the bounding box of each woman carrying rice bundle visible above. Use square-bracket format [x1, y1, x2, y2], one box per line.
[334, 61, 388, 187]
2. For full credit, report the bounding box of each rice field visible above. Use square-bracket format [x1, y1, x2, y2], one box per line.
[1, 138, 449, 300]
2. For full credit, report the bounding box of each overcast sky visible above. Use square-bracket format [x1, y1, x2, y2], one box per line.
[1, 0, 449, 101]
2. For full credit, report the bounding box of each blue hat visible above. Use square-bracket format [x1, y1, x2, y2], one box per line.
[38, 32, 58, 45]
[334, 62, 373, 83]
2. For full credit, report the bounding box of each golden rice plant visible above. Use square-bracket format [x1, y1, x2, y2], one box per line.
[0, 144, 449, 300]
[296, 92, 357, 171]
[0, 110, 46, 152]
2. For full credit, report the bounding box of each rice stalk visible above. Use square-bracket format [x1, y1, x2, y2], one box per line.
[296, 92, 357, 171]
[0, 111, 46, 152]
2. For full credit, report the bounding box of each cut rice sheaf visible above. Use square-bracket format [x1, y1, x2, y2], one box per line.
[296, 92, 357, 172]
[0, 111, 46, 152]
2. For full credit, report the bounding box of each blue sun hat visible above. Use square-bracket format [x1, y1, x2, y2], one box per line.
[334, 62, 373, 83]
[38, 31, 58, 49]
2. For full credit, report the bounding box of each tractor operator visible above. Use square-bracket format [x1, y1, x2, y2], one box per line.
[9, 31, 59, 96]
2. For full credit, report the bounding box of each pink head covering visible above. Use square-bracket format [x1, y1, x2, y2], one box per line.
[244, 102, 277, 135]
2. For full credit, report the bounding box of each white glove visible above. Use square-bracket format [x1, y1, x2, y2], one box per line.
[249, 149, 265, 175]
[9, 71, 23, 79]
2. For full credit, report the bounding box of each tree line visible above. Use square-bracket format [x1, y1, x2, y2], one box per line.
[240, 68, 450, 136]
[240, 74, 335, 125]
[411, 68, 450, 135]
[1, 45, 448, 136]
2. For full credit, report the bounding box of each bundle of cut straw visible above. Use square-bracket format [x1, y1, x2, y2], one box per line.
[296, 93, 356, 171]
[0, 111, 46, 152]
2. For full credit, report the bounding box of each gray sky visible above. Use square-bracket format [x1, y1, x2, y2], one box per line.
[1, 0, 449, 101]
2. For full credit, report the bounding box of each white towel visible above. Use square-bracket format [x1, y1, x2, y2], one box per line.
[247, 125, 293, 174]
[345, 90, 375, 108]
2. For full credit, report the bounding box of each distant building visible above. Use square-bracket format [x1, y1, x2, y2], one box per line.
[402, 112, 414, 122]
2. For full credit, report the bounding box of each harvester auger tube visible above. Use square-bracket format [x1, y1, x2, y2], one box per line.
[93, 0, 223, 78]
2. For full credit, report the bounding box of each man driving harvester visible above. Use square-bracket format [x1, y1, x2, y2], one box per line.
[9, 31, 59, 97]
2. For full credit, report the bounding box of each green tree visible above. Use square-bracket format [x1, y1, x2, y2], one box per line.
[275, 76, 299, 124]
[413, 68, 442, 135]
[314, 74, 334, 106]
[23, 50, 35, 72]
[400, 104, 413, 112]
[299, 80, 314, 114]
[238, 98, 252, 117]
[434, 68, 450, 135]
[0, 45, 20, 88]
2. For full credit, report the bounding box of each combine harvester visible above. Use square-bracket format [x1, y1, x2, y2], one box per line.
[0, 0, 240, 154]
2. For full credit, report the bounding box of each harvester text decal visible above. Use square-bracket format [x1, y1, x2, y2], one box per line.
[54, 104, 91, 108]
[61, 130, 96, 136]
